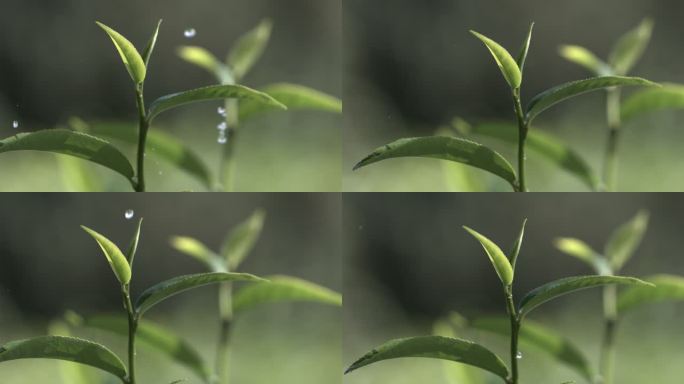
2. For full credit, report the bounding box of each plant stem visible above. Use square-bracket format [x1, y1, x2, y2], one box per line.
[134, 85, 149, 192]
[598, 285, 618, 384]
[512, 89, 528, 192]
[122, 285, 138, 384]
[215, 281, 234, 384]
[504, 286, 520, 384]
[216, 100, 239, 192]
[602, 88, 622, 192]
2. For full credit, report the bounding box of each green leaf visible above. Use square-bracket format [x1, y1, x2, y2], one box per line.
[239, 83, 342, 122]
[432, 314, 484, 384]
[471, 316, 592, 381]
[434, 126, 486, 192]
[621, 83, 684, 121]
[85, 121, 212, 189]
[126, 218, 143, 268]
[608, 18, 654, 75]
[135, 272, 266, 316]
[48, 322, 105, 384]
[81, 226, 132, 285]
[68, 313, 211, 383]
[170, 236, 225, 272]
[526, 76, 658, 123]
[344, 336, 509, 380]
[519, 275, 653, 317]
[142, 20, 163, 67]
[96, 21, 146, 84]
[604, 210, 649, 271]
[470, 30, 522, 89]
[353, 136, 517, 189]
[455, 120, 597, 189]
[554, 238, 609, 275]
[558, 45, 612, 76]
[57, 154, 104, 192]
[0, 129, 134, 184]
[508, 219, 527, 271]
[463, 226, 514, 286]
[233, 275, 342, 313]
[617, 274, 684, 313]
[148, 84, 286, 121]
[177, 46, 234, 84]
[221, 209, 266, 270]
[227, 19, 273, 80]
[0, 336, 127, 380]
[516, 22, 535, 75]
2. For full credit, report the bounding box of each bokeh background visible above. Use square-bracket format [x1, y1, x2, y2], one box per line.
[344, 193, 684, 383]
[344, 0, 684, 191]
[0, 0, 341, 191]
[0, 193, 341, 384]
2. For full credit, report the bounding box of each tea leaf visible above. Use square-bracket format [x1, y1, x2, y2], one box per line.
[239, 83, 342, 122]
[608, 18, 654, 75]
[526, 76, 658, 123]
[227, 19, 273, 80]
[57, 154, 104, 192]
[135, 272, 266, 316]
[148, 84, 286, 121]
[432, 315, 484, 384]
[220, 209, 266, 270]
[177, 46, 234, 84]
[516, 22, 535, 75]
[71, 314, 211, 383]
[471, 316, 592, 381]
[0, 129, 135, 184]
[604, 210, 649, 271]
[345, 336, 509, 380]
[170, 236, 225, 272]
[508, 219, 527, 271]
[519, 275, 653, 317]
[96, 22, 146, 84]
[617, 274, 684, 313]
[81, 226, 132, 285]
[126, 218, 143, 267]
[48, 322, 104, 384]
[142, 20, 163, 67]
[435, 126, 486, 192]
[0, 336, 127, 380]
[233, 275, 342, 313]
[470, 30, 522, 89]
[554, 238, 609, 275]
[353, 137, 517, 189]
[558, 45, 612, 76]
[621, 83, 684, 121]
[463, 226, 514, 286]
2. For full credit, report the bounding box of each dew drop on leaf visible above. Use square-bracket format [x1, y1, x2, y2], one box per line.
[12, 120, 19, 129]
[516, 351, 523, 359]
[183, 28, 196, 38]
[217, 131, 227, 144]
[124, 209, 135, 220]
[217, 106, 227, 116]
[217, 122, 227, 131]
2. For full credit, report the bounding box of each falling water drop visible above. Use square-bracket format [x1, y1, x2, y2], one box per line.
[217, 131, 227, 144]
[124, 209, 135, 220]
[217, 106, 227, 116]
[184, 28, 196, 38]
[12, 120, 19, 129]
[217, 122, 227, 131]
[516, 351, 523, 359]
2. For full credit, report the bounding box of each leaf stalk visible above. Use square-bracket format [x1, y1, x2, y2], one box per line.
[504, 286, 521, 384]
[512, 89, 528, 192]
[122, 284, 138, 384]
[134, 85, 149, 192]
[601, 88, 622, 192]
[215, 281, 234, 384]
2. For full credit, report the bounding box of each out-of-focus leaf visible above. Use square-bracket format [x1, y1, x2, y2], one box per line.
[604, 211, 649, 271]
[142, 20, 163, 67]
[558, 45, 612, 76]
[177, 46, 233, 84]
[470, 30, 522, 89]
[435, 126, 485, 192]
[227, 19, 273, 80]
[96, 22, 146, 84]
[608, 18, 654, 75]
[233, 275, 342, 313]
[81, 225, 132, 285]
[239, 83, 342, 122]
[621, 83, 684, 121]
[220, 209, 266, 270]
[48, 322, 104, 384]
[57, 154, 103, 192]
[617, 274, 684, 313]
[432, 313, 484, 384]
[170, 236, 225, 272]
[463, 226, 514, 286]
[554, 238, 610, 275]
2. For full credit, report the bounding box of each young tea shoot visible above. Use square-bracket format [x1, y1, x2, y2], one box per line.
[353, 23, 658, 192]
[345, 220, 653, 384]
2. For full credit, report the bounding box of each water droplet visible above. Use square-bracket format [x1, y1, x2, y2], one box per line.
[217, 122, 227, 131]
[124, 209, 135, 220]
[217, 132, 227, 144]
[217, 106, 227, 116]
[184, 28, 196, 38]
[516, 351, 523, 359]
[12, 120, 19, 129]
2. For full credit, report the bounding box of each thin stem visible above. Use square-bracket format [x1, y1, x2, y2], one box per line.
[602, 88, 622, 192]
[134, 85, 149, 192]
[215, 281, 233, 384]
[504, 286, 520, 384]
[512, 89, 528, 192]
[122, 285, 138, 384]
[217, 99, 239, 192]
[598, 285, 618, 384]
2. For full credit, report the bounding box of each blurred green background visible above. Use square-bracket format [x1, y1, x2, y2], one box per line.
[0, 193, 341, 383]
[344, 193, 684, 383]
[0, 0, 341, 191]
[344, 0, 684, 191]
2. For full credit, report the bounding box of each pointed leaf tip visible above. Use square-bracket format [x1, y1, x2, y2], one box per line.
[81, 225, 131, 285]
[463, 226, 514, 286]
[470, 30, 522, 89]
[96, 21, 147, 84]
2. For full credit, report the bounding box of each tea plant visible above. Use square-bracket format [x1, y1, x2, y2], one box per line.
[169, 209, 342, 384]
[353, 23, 657, 191]
[345, 220, 653, 384]
[0, 219, 266, 384]
[555, 211, 684, 384]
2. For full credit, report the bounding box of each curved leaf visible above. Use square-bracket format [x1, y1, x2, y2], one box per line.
[227, 19, 273, 80]
[135, 272, 266, 316]
[463, 226, 514, 286]
[177, 46, 233, 84]
[148, 84, 286, 121]
[239, 83, 342, 122]
[526, 76, 657, 123]
[608, 18, 653, 75]
[142, 20, 163, 67]
[69, 313, 211, 383]
[353, 136, 517, 188]
[345, 336, 509, 380]
[554, 238, 610, 275]
[471, 316, 592, 380]
[508, 219, 527, 271]
[470, 30, 522, 89]
[519, 275, 653, 317]
[621, 83, 684, 121]
[48, 322, 105, 384]
[221, 209, 266, 270]
[170, 236, 225, 272]
[0, 336, 127, 380]
[233, 275, 342, 313]
[617, 274, 684, 314]
[516, 22, 535, 75]
[432, 313, 484, 384]
[57, 153, 104, 192]
[0, 129, 134, 183]
[81, 226, 131, 285]
[558, 45, 612, 76]
[604, 210, 649, 271]
[96, 22, 146, 84]
[126, 218, 143, 268]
